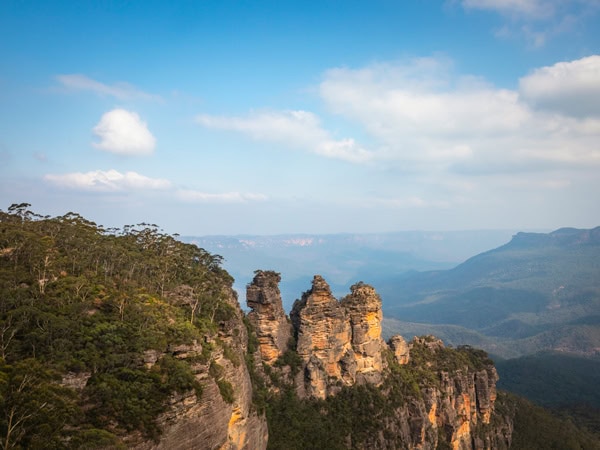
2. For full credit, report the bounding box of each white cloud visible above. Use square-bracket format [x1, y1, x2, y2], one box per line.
[176, 189, 268, 203]
[461, 0, 600, 47]
[318, 56, 600, 176]
[197, 110, 372, 163]
[519, 55, 600, 117]
[322, 66, 529, 140]
[44, 169, 171, 192]
[461, 0, 550, 18]
[56, 74, 159, 101]
[196, 55, 600, 183]
[93, 109, 156, 156]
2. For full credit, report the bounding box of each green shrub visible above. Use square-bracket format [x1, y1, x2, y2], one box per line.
[217, 379, 235, 404]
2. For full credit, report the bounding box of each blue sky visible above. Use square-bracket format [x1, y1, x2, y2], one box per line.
[1, 0, 599, 235]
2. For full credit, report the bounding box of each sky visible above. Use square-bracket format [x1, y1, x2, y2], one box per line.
[1, 0, 599, 235]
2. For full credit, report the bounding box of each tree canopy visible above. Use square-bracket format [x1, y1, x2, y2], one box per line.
[0, 204, 233, 448]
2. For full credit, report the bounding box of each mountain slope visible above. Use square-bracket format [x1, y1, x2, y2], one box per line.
[381, 227, 600, 357]
[496, 352, 600, 409]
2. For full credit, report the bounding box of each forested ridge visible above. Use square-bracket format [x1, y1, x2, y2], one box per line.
[0, 203, 235, 448]
[1, 204, 598, 449]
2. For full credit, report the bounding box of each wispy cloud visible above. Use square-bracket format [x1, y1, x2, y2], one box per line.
[461, 0, 600, 47]
[318, 56, 600, 177]
[33, 152, 48, 162]
[93, 109, 156, 156]
[195, 54, 600, 194]
[56, 74, 160, 101]
[176, 189, 268, 203]
[196, 110, 372, 163]
[43, 170, 269, 205]
[462, 0, 552, 18]
[44, 169, 171, 192]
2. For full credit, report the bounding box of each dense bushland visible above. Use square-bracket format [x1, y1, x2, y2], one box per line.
[0, 204, 232, 448]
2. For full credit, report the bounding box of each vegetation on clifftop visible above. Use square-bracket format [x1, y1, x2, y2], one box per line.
[0, 204, 233, 448]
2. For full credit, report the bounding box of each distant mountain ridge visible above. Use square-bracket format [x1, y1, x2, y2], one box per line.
[184, 230, 518, 308]
[509, 226, 600, 247]
[382, 227, 600, 358]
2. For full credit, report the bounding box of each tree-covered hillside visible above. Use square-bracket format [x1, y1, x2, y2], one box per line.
[0, 203, 236, 448]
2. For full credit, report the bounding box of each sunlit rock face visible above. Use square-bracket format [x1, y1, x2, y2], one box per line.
[251, 274, 509, 448]
[342, 281, 386, 385]
[389, 334, 410, 365]
[291, 275, 354, 398]
[289, 276, 388, 398]
[246, 270, 292, 365]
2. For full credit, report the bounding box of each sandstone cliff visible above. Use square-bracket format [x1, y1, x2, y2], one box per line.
[247, 270, 292, 365]
[290, 275, 355, 398]
[249, 274, 512, 449]
[371, 336, 511, 450]
[287, 276, 389, 398]
[134, 287, 268, 450]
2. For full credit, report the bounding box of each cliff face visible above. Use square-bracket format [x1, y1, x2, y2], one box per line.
[251, 274, 511, 449]
[381, 337, 509, 450]
[135, 288, 268, 450]
[367, 364, 508, 450]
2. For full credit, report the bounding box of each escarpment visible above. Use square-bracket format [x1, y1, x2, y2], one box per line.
[0, 207, 270, 450]
[248, 273, 512, 449]
[135, 287, 268, 450]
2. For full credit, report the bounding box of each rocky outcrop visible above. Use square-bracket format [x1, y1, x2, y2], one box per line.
[135, 287, 268, 450]
[337, 336, 509, 450]
[342, 282, 386, 385]
[290, 275, 354, 398]
[403, 337, 506, 449]
[389, 335, 410, 365]
[246, 271, 292, 365]
[252, 274, 511, 449]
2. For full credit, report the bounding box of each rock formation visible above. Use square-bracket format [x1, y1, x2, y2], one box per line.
[389, 334, 410, 365]
[393, 337, 505, 450]
[250, 274, 511, 449]
[133, 271, 508, 449]
[246, 271, 292, 365]
[290, 275, 355, 398]
[342, 281, 386, 385]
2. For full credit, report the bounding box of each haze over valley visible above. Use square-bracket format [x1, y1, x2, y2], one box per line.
[186, 229, 520, 308]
